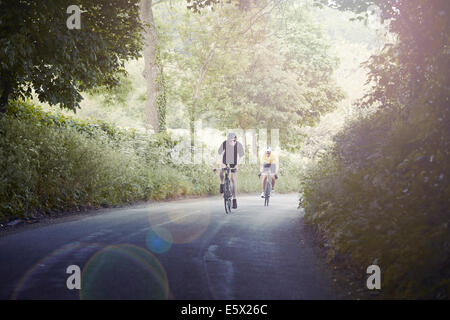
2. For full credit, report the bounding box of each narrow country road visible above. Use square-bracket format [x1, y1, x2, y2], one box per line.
[0, 194, 338, 300]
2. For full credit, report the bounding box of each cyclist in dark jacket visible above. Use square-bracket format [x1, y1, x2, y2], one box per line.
[216, 132, 244, 208]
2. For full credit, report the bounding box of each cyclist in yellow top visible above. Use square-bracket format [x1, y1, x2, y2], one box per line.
[259, 147, 278, 198]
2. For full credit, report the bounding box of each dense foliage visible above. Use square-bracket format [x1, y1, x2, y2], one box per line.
[0, 100, 301, 222]
[0, 0, 143, 113]
[160, 0, 344, 151]
[302, 0, 449, 299]
[0, 100, 199, 222]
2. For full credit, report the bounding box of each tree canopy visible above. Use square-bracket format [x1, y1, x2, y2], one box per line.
[0, 0, 144, 113]
[164, 0, 344, 150]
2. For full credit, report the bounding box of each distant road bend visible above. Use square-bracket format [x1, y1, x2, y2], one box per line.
[0, 194, 338, 299]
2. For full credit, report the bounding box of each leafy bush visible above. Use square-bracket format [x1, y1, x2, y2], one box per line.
[301, 99, 450, 299]
[301, 0, 449, 299]
[0, 100, 302, 223]
[0, 100, 212, 222]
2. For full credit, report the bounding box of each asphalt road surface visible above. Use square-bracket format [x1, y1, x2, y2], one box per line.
[0, 194, 339, 300]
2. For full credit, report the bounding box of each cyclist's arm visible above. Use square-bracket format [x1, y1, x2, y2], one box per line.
[216, 145, 224, 170]
[259, 156, 264, 173]
[273, 155, 279, 175]
[216, 153, 223, 170]
[235, 155, 243, 171]
[235, 143, 245, 171]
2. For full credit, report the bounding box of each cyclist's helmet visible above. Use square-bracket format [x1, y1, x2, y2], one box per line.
[227, 132, 237, 141]
[265, 146, 272, 154]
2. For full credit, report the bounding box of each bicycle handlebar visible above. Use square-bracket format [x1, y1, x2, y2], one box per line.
[258, 171, 278, 179]
[214, 165, 237, 173]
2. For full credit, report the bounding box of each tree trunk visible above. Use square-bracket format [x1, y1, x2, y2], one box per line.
[190, 117, 195, 163]
[156, 57, 167, 132]
[0, 77, 11, 114]
[140, 0, 160, 132]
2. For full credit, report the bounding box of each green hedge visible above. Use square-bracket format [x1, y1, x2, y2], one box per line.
[0, 100, 210, 222]
[0, 100, 301, 223]
[301, 102, 450, 299]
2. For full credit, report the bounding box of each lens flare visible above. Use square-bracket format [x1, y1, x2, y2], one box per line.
[80, 244, 170, 300]
[11, 242, 97, 300]
[148, 205, 211, 245]
[146, 226, 173, 254]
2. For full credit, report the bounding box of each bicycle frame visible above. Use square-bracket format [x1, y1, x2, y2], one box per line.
[261, 171, 273, 206]
[223, 165, 234, 214]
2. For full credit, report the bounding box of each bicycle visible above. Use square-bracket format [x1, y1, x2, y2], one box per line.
[215, 164, 235, 214]
[259, 170, 274, 206]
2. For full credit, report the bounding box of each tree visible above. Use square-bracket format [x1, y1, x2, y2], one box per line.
[170, 0, 276, 157]
[166, 0, 343, 152]
[313, 0, 449, 112]
[301, 0, 450, 299]
[0, 0, 144, 115]
[207, 1, 344, 150]
[140, 0, 169, 132]
[186, 0, 251, 13]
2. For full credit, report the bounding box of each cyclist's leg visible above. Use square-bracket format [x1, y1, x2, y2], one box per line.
[219, 163, 226, 183]
[230, 167, 238, 208]
[219, 164, 226, 194]
[231, 171, 237, 199]
[270, 164, 276, 190]
[264, 174, 271, 195]
[262, 175, 267, 192]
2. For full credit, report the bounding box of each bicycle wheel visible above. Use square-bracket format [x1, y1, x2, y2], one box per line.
[224, 195, 231, 214]
[224, 180, 232, 214]
[264, 178, 271, 206]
